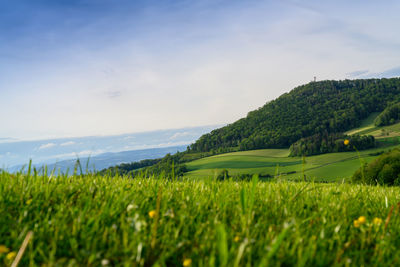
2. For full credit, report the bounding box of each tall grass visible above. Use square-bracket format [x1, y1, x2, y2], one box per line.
[1, 171, 400, 266]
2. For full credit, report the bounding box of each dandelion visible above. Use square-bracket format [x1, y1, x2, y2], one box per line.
[353, 216, 366, 228]
[26, 199, 32, 205]
[234, 236, 240, 242]
[344, 139, 350, 146]
[373, 217, 382, 226]
[183, 258, 192, 267]
[0, 245, 9, 254]
[358, 216, 366, 224]
[6, 251, 16, 261]
[148, 210, 156, 218]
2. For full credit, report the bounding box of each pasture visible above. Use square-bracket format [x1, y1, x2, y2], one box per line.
[185, 144, 400, 181]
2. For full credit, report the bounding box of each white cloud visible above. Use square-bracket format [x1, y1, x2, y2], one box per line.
[49, 149, 106, 160]
[38, 143, 56, 150]
[153, 141, 192, 148]
[122, 136, 135, 140]
[60, 141, 76, 146]
[169, 132, 190, 140]
[0, 137, 17, 144]
[346, 70, 369, 78]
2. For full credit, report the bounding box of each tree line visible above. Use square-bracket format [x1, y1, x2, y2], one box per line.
[289, 133, 375, 156]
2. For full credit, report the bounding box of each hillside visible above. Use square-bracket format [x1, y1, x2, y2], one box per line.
[185, 117, 400, 181]
[189, 78, 400, 152]
[101, 78, 400, 178]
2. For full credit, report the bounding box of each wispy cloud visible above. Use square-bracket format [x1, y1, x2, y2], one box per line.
[51, 149, 106, 160]
[376, 66, 400, 78]
[169, 132, 190, 140]
[38, 143, 56, 150]
[346, 70, 369, 78]
[349, 66, 400, 79]
[122, 136, 135, 140]
[0, 137, 17, 144]
[60, 141, 76, 146]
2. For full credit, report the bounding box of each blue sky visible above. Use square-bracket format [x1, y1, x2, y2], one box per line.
[1, 0, 400, 140]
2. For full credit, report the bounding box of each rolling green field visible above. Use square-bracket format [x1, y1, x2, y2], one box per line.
[185, 144, 400, 181]
[2, 172, 400, 266]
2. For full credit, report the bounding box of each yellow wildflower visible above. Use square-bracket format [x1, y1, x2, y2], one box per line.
[344, 139, 350, 146]
[234, 236, 240, 242]
[358, 216, 366, 224]
[148, 210, 156, 218]
[26, 199, 33, 205]
[373, 217, 383, 226]
[0, 245, 9, 254]
[6, 251, 17, 261]
[353, 216, 367, 228]
[183, 258, 192, 267]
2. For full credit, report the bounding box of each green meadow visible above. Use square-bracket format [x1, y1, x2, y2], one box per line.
[185, 144, 400, 181]
[2, 172, 400, 266]
[345, 112, 400, 139]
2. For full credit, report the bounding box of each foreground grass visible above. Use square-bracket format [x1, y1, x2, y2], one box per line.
[1, 172, 400, 266]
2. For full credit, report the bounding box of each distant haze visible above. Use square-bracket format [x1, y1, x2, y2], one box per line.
[9, 146, 188, 174]
[0, 126, 216, 168]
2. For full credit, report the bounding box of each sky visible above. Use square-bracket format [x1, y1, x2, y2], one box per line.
[1, 0, 400, 140]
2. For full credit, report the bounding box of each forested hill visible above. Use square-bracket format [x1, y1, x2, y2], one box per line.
[189, 78, 400, 152]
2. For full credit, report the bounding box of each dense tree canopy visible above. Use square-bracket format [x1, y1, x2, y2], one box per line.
[189, 78, 400, 152]
[289, 133, 375, 156]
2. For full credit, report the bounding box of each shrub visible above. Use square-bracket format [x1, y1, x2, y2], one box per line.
[352, 148, 400, 185]
[216, 169, 229, 181]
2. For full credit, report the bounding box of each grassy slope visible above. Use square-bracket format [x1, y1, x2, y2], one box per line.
[186, 115, 400, 181]
[185, 146, 400, 181]
[345, 112, 400, 139]
[2, 173, 400, 266]
[186, 149, 296, 178]
[345, 112, 380, 135]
